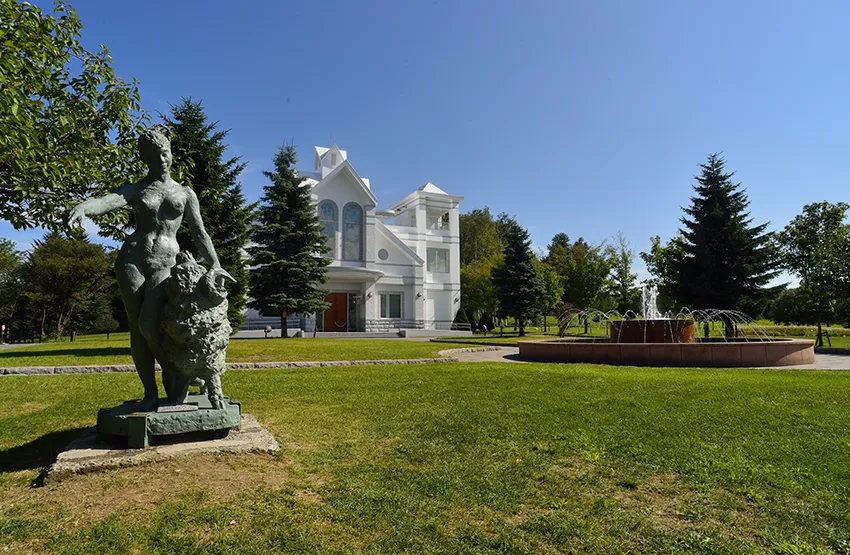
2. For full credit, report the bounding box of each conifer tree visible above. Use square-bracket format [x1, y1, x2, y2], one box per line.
[162, 98, 255, 331]
[491, 219, 544, 336]
[672, 154, 780, 335]
[247, 144, 330, 336]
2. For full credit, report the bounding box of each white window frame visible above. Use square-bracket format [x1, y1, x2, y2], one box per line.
[427, 247, 450, 273]
[379, 292, 404, 319]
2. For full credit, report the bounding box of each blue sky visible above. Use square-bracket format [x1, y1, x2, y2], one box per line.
[4, 0, 849, 281]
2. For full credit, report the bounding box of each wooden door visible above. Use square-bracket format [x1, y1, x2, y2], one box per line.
[323, 293, 348, 332]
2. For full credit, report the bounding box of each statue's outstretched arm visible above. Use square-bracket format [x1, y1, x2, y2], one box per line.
[67, 184, 135, 227]
[185, 188, 221, 269]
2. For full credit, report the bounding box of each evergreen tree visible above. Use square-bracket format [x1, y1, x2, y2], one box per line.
[162, 98, 255, 331]
[491, 219, 543, 336]
[247, 144, 330, 336]
[672, 154, 781, 335]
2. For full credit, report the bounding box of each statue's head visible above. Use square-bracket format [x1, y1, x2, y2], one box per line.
[138, 125, 173, 176]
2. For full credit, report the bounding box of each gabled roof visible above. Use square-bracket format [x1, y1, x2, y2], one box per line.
[314, 144, 348, 170]
[312, 159, 378, 205]
[376, 221, 425, 265]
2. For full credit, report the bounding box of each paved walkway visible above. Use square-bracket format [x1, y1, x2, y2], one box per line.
[449, 347, 850, 370]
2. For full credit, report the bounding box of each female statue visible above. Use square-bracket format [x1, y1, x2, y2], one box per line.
[68, 125, 223, 410]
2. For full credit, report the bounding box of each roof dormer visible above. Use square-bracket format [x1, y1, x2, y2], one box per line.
[314, 144, 348, 177]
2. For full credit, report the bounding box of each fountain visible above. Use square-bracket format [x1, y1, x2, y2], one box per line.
[518, 285, 815, 367]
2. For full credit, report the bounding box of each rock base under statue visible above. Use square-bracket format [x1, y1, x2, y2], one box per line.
[97, 394, 242, 448]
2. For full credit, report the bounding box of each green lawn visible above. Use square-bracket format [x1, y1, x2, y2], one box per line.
[2, 363, 849, 553]
[0, 338, 448, 368]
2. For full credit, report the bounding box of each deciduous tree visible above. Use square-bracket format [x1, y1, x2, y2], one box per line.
[459, 207, 503, 266]
[777, 201, 850, 346]
[0, 0, 146, 232]
[605, 232, 640, 314]
[23, 232, 115, 339]
[0, 238, 23, 330]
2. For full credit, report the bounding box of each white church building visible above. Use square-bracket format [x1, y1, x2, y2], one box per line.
[243, 145, 464, 333]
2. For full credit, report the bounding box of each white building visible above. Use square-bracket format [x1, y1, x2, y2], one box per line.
[243, 144, 464, 333]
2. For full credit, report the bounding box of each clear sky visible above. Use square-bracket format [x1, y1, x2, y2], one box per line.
[4, 0, 849, 281]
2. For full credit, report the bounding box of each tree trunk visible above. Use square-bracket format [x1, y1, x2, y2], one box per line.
[723, 314, 734, 339]
[816, 311, 823, 348]
[281, 311, 288, 338]
[519, 319, 525, 337]
[39, 308, 46, 342]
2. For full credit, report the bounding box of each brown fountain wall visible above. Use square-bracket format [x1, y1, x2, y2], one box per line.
[610, 319, 695, 343]
[518, 339, 815, 367]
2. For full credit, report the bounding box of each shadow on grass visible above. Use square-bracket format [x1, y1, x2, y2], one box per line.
[0, 428, 88, 477]
[0, 347, 131, 362]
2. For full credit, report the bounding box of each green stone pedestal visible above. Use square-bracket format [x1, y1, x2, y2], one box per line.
[97, 395, 242, 448]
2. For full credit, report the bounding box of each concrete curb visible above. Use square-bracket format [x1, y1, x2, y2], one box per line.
[814, 347, 850, 356]
[0, 357, 467, 376]
[436, 346, 505, 357]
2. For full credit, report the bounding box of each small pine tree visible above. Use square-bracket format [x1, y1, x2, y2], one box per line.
[247, 144, 330, 337]
[672, 154, 780, 335]
[491, 219, 544, 336]
[92, 313, 119, 339]
[162, 98, 256, 331]
[452, 307, 470, 331]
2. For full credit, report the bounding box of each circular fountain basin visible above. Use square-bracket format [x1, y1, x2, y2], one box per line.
[518, 338, 815, 367]
[610, 319, 695, 343]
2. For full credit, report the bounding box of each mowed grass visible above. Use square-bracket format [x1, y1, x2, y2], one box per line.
[0, 337, 448, 368]
[2, 363, 850, 553]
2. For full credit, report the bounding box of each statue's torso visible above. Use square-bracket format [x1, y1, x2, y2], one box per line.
[120, 179, 188, 273]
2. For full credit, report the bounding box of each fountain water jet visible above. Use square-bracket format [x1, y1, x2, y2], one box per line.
[523, 285, 814, 367]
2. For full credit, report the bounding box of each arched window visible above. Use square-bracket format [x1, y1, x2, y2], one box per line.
[342, 202, 364, 261]
[318, 200, 338, 257]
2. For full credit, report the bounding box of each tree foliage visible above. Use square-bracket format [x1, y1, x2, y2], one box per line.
[91, 313, 119, 338]
[490, 219, 543, 336]
[0, 238, 23, 327]
[247, 145, 330, 336]
[460, 259, 499, 327]
[605, 231, 640, 314]
[536, 260, 564, 332]
[670, 154, 781, 328]
[458, 207, 503, 266]
[22, 232, 116, 338]
[777, 201, 850, 345]
[0, 0, 146, 232]
[639, 234, 684, 312]
[162, 98, 256, 331]
[558, 238, 611, 310]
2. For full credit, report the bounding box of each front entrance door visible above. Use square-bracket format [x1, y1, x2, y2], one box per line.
[323, 293, 349, 332]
